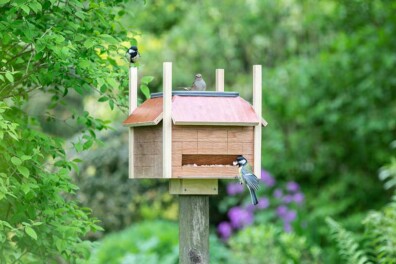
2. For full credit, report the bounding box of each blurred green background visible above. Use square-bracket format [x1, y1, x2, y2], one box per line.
[1, 0, 396, 263]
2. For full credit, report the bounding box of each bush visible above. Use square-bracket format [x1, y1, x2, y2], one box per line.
[90, 220, 178, 264]
[327, 157, 396, 264]
[228, 224, 322, 264]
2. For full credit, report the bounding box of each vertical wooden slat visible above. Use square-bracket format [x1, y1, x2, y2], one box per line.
[163, 62, 172, 178]
[129, 66, 138, 179]
[253, 65, 262, 179]
[215, 69, 224, 92]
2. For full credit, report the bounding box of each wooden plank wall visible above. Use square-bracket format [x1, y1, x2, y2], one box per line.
[133, 125, 163, 178]
[172, 125, 254, 178]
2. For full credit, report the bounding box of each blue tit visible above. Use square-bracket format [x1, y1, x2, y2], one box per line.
[233, 155, 260, 205]
[126, 46, 140, 64]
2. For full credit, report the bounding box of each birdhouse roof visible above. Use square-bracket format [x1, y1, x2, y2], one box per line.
[122, 91, 267, 127]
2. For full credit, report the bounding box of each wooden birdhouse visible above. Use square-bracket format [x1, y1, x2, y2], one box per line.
[123, 63, 267, 180]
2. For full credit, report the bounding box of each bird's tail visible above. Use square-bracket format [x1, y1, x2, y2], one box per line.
[248, 187, 258, 205]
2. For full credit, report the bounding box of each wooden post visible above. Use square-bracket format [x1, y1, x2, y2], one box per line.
[179, 195, 209, 264]
[163, 62, 172, 178]
[215, 69, 224, 92]
[128, 66, 138, 178]
[253, 65, 262, 178]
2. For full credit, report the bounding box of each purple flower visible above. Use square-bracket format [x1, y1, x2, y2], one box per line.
[293, 192, 305, 205]
[217, 221, 232, 240]
[261, 170, 275, 187]
[273, 189, 283, 199]
[286, 181, 300, 192]
[276, 205, 288, 218]
[283, 210, 297, 222]
[245, 204, 256, 212]
[284, 222, 292, 233]
[228, 206, 254, 229]
[257, 197, 270, 209]
[227, 183, 244, 195]
[282, 195, 293, 204]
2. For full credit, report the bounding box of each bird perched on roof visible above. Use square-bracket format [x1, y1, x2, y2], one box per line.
[233, 155, 260, 205]
[126, 46, 140, 64]
[184, 73, 206, 91]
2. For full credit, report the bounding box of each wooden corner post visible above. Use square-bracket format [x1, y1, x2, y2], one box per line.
[163, 62, 172, 179]
[128, 66, 138, 178]
[216, 69, 224, 92]
[253, 65, 262, 178]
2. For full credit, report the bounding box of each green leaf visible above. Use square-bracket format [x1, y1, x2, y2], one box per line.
[83, 139, 93, 150]
[25, 226, 37, 240]
[83, 39, 96, 49]
[0, 0, 10, 5]
[20, 4, 30, 14]
[140, 84, 151, 99]
[11, 157, 22, 165]
[74, 86, 84, 95]
[141, 76, 154, 84]
[98, 96, 109, 102]
[100, 34, 118, 45]
[74, 142, 83, 152]
[106, 77, 118, 88]
[5, 71, 13, 83]
[17, 166, 30, 177]
[21, 155, 31, 161]
[75, 11, 85, 19]
[29, 2, 42, 13]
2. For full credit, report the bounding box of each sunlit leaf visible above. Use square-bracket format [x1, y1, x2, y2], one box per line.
[25, 226, 37, 240]
[17, 166, 30, 177]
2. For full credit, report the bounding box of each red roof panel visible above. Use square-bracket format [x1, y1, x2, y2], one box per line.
[171, 96, 259, 126]
[122, 97, 163, 126]
[123, 95, 260, 127]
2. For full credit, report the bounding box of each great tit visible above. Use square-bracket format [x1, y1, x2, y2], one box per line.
[233, 155, 260, 205]
[126, 46, 140, 64]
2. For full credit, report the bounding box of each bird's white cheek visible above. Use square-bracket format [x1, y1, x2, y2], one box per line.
[232, 161, 238, 166]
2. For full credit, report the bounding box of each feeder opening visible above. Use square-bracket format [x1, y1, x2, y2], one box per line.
[182, 154, 238, 167]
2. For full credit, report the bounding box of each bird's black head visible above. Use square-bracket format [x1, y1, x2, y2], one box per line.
[126, 46, 140, 63]
[234, 155, 247, 167]
[128, 46, 138, 55]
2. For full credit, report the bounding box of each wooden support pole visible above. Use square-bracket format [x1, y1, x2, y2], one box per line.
[253, 65, 262, 178]
[179, 195, 209, 264]
[128, 66, 138, 178]
[215, 69, 224, 92]
[163, 62, 172, 178]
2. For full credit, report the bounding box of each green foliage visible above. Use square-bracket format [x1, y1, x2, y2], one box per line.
[0, 0, 137, 262]
[70, 129, 178, 234]
[326, 218, 370, 264]
[0, 102, 101, 262]
[327, 205, 396, 264]
[327, 157, 396, 264]
[228, 224, 322, 264]
[89, 220, 258, 264]
[89, 221, 179, 264]
[209, 235, 236, 264]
